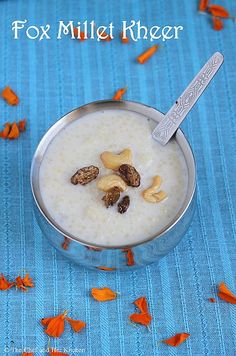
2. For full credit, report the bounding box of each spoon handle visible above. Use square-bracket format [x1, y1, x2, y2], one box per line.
[152, 52, 224, 145]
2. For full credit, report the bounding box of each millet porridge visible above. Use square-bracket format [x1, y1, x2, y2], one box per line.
[39, 109, 188, 246]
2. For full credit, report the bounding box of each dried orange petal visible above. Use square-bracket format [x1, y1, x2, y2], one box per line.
[208, 4, 229, 18]
[91, 287, 117, 301]
[123, 248, 135, 266]
[41, 312, 67, 338]
[96, 266, 116, 271]
[218, 282, 236, 304]
[113, 87, 127, 100]
[208, 297, 216, 303]
[198, 0, 209, 11]
[120, 31, 129, 43]
[137, 45, 158, 64]
[0, 123, 11, 139]
[0, 274, 15, 290]
[134, 297, 148, 314]
[65, 317, 86, 333]
[1, 86, 19, 105]
[212, 17, 224, 31]
[73, 27, 87, 41]
[162, 333, 190, 346]
[8, 122, 20, 139]
[18, 119, 27, 132]
[130, 312, 152, 326]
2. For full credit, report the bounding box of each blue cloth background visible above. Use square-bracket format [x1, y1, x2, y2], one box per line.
[0, 0, 236, 355]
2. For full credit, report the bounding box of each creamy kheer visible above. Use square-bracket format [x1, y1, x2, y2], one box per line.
[39, 109, 188, 246]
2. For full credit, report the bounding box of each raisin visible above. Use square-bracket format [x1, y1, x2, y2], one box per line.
[71, 165, 99, 185]
[118, 195, 130, 214]
[118, 164, 141, 187]
[102, 187, 121, 208]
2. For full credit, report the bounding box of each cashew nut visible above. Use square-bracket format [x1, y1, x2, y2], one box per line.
[100, 148, 132, 170]
[97, 174, 127, 192]
[142, 175, 167, 203]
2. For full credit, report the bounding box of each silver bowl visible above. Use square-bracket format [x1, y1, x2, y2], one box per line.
[31, 100, 196, 270]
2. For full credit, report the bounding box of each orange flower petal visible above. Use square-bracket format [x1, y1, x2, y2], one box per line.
[0, 120, 26, 139]
[44, 314, 66, 338]
[41, 316, 55, 327]
[212, 17, 224, 31]
[91, 287, 117, 301]
[1, 86, 19, 105]
[130, 296, 152, 327]
[96, 266, 116, 271]
[218, 282, 236, 304]
[15, 273, 34, 291]
[123, 248, 135, 266]
[61, 236, 71, 250]
[130, 312, 152, 326]
[120, 31, 129, 43]
[22, 353, 34, 356]
[162, 333, 190, 347]
[22, 273, 34, 288]
[73, 27, 87, 41]
[137, 45, 158, 64]
[133, 297, 148, 314]
[113, 87, 127, 100]
[208, 297, 216, 303]
[198, 0, 209, 12]
[0, 123, 11, 139]
[15, 276, 28, 292]
[98, 31, 112, 41]
[0, 274, 15, 290]
[65, 317, 86, 333]
[8, 122, 20, 139]
[208, 4, 229, 18]
[80, 32, 86, 40]
[18, 119, 27, 132]
[73, 27, 78, 37]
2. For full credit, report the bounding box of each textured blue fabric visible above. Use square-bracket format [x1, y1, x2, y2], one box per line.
[0, 0, 236, 355]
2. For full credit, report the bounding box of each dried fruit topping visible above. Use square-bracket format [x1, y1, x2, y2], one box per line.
[119, 164, 141, 187]
[102, 187, 121, 208]
[118, 195, 130, 214]
[71, 165, 99, 185]
[142, 175, 167, 203]
[97, 174, 127, 192]
[100, 148, 132, 170]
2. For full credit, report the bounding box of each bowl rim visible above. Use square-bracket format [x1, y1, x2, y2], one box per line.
[30, 99, 196, 249]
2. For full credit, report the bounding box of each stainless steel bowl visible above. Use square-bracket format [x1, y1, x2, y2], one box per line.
[31, 100, 196, 270]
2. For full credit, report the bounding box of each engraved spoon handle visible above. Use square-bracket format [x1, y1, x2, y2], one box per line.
[152, 52, 224, 145]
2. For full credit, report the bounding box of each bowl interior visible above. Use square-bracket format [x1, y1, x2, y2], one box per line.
[31, 100, 196, 249]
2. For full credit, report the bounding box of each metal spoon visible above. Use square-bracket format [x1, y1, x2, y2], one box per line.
[152, 52, 224, 145]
